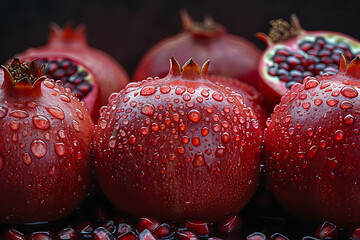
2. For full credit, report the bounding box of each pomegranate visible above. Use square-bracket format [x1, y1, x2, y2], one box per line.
[93, 57, 262, 222]
[257, 14, 360, 109]
[263, 54, 360, 226]
[0, 59, 94, 224]
[133, 11, 261, 88]
[208, 75, 267, 129]
[15, 23, 130, 120]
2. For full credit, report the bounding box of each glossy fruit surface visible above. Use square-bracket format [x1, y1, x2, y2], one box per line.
[16, 24, 130, 120]
[263, 54, 360, 226]
[0, 59, 94, 224]
[94, 57, 262, 222]
[133, 11, 261, 88]
[257, 15, 360, 109]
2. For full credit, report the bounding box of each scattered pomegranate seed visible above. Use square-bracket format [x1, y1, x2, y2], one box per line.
[92, 227, 115, 240]
[28, 231, 53, 240]
[77, 221, 95, 239]
[3, 229, 26, 240]
[116, 231, 137, 240]
[175, 228, 199, 240]
[101, 219, 117, 235]
[314, 221, 338, 239]
[269, 232, 289, 240]
[246, 231, 266, 240]
[349, 226, 360, 240]
[154, 223, 174, 239]
[138, 229, 157, 240]
[117, 223, 134, 237]
[57, 227, 78, 240]
[218, 214, 242, 233]
[184, 220, 213, 236]
[137, 217, 161, 233]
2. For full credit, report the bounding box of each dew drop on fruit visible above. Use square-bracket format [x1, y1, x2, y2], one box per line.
[76, 109, 84, 120]
[344, 114, 355, 125]
[46, 106, 65, 120]
[31, 139, 47, 158]
[72, 120, 80, 132]
[215, 146, 226, 157]
[201, 127, 209, 136]
[212, 92, 223, 101]
[10, 121, 20, 131]
[341, 86, 358, 98]
[340, 101, 353, 109]
[22, 153, 32, 166]
[0, 154, 3, 171]
[160, 85, 171, 94]
[10, 110, 29, 118]
[26, 101, 37, 108]
[44, 80, 55, 88]
[320, 140, 326, 148]
[32, 115, 50, 130]
[326, 99, 339, 107]
[60, 95, 71, 102]
[108, 138, 116, 149]
[187, 110, 201, 123]
[58, 130, 66, 139]
[141, 104, 155, 116]
[55, 143, 66, 156]
[334, 130, 344, 140]
[314, 98, 323, 106]
[193, 153, 206, 167]
[49, 165, 56, 175]
[0, 107, 8, 119]
[327, 157, 338, 169]
[175, 86, 186, 95]
[192, 136, 200, 146]
[221, 132, 230, 144]
[201, 90, 209, 97]
[140, 86, 157, 96]
[304, 79, 319, 89]
[307, 145, 318, 159]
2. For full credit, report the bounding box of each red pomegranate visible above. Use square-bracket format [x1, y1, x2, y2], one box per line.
[133, 11, 261, 88]
[93, 57, 263, 222]
[263, 54, 360, 227]
[0, 59, 94, 224]
[257, 15, 360, 109]
[16, 24, 130, 120]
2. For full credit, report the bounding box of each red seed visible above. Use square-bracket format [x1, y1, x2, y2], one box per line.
[315, 221, 338, 239]
[92, 227, 115, 240]
[57, 227, 78, 240]
[3, 229, 26, 240]
[138, 229, 156, 240]
[154, 223, 174, 239]
[218, 214, 242, 233]
[29, 231, 53, 240]
[349, 226, 360, 240]
[184, 221, 213, 236]
[137, 217, 161, 233]
[175, 228, 199, 240]
[246, 232, 266, 240]
[269, 233, 289, 240]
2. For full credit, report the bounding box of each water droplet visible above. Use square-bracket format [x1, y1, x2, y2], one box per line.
[307, 146, 318, 159]
[201, 127, 209, 136]
[334, 130, 344, 140]
[193, 153, 205, 167]
[307, 128, 314, 137]
[0, 107, 8, 119]
[221, 132, 230, 144]
[44, 81, 55, 88]
[10, 121, 20, 131]
[60, 95, 71, 102]
[26, 101, 37, 108]
[177, 146, 185, 154]
[192, 136, 200, 147]
[108, 138, 116, 148]
[314, 98, 323, 106]
[10, 110, 29, 118]
[32, 115, 50, 130]
[327, 157, 338, 169]
[187, 110, 201, 123]
[284, 115, 292, 123]
[160, 85, 171, 94]
[299, 93, 307, 100]
[326, 99, 339, 107]
[182, 136, 189, 144]
[302, 102, 311, 109]
[31, 139, 47, 158]
[201, 90, 209, 97]
[175, 86, 186, 95]
[213, 124, 221, 132]
[344, 114, 355, 125]
[54, 143, 66, 156]
[46, 106, 65, 119]
[140, 86, 157, 96]
[72, 120, 80, 132]
[183, 94, 191, 101]
[320, 140, 326, 148]
[341, 86, 358, 98]
[215, 146, 226, 157]
[212, 92, 223, 101]
[0, 154, 3, 171]
[23, 153, 32, 165]
[340, 101, 353, 109]
[76, 109, 84, 120]
[141, 104, 155, 116]
[304, 79, 319, 89]
[129, 135, 136, 144]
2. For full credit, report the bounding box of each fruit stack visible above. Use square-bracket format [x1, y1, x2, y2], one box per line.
[1, 13, 360, 240]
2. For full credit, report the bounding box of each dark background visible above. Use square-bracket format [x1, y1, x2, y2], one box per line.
[1, 0, 360, 78]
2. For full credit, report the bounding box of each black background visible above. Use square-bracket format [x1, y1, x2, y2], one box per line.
[1, 0, 360, 78]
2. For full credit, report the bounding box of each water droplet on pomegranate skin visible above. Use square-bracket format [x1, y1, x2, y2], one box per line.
[10, 121, 20, 131]
[340, 101, 353, 109]
[10, 110, 29, 118]
[341, 86, 358, 98]
[175, 86, 186, 95]
[26, 101, 37, 108]
[212, 92, 223, 101]
[76, 109, 84, 120]
[304, 79, 319, 89]
[49, 165, 56, 175]
[182, 136, 189, 144]
[307, 146, 318, 159]
[72, 120, 80, 132]
[0, 107, 8, 119]
[327, 157, 338, 169]
[32, 115, 50, 130]
[46, 106, 65, 120]
[55, 143, 66, 156]
[344, 114, 355, 125]
[326, 99, 339, 107]
[302, 102, 311, 109]
[221, 132, 231, 144]
[129, 135, 136, 144]
[140, 86, 157, 96]
[58, 130, 66, 139]
[334, 130, 344, 140]
[193, 153, 206, 167]
[60, 94, 71, 102]
[215, 146, 226, 157]
[314, 98, 323, 106]
[160, 85, 171, 94]
[22, 153, 32, 165]
[44, 80, 55, 88]
[31, 139, 47, 158]
[192, 137, 200, 147]
[188, 110, 201, 123]
[0, 154, 4, 171]
[141, 104, 155, 116]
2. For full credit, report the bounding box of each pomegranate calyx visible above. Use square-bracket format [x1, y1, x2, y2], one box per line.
[48, 23, 87, 46]
[343, 55, 360, 79]
[167, 57, 210, 80]
[1, 58, 46, 90]
[181, 10, 226, 38]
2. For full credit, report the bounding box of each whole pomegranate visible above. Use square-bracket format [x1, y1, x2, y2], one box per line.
[16, 24, 130, 120]
[0, 59, 94, 224]
[257, 15, 360, 109]
[263, 54, 360, 227]
[133, 11, 261, 88]
[93, 57, 263, 222]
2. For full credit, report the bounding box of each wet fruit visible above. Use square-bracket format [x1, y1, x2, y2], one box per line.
[257, 14, 360, 109]
[16, 24, 130, 120]
[133, 11, 261, 88]
[0, 59, 94, 224]
[93, 57, 262, 222]
[263, 54, 360, 226]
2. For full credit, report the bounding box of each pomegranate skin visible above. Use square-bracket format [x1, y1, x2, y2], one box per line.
[0, 59, 94, 224]
[16, 24, 130, 120]
[93, 58, 262, 222]
[133, 11, 261, 88]
[263, 55, 360, 227]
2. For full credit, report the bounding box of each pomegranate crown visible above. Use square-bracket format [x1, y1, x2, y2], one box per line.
[337, 53, 360, 79]
[168, 57, 210, 80]
[180, 10, 226, 38]
[48, 23, 87, 45]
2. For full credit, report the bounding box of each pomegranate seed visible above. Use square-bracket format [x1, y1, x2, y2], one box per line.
[57, 227, 78, 240]
[77, 221, 95, 239]
[175, 228, 199, 240]
[184, 220, 212, 236]
[137, 217, 161, 233]
[301, 237, 320, 240]
[117, 223, 134, 237]
[218, 214, 242, 233]
[3, 229, 26, 240]
[154, 223, 174, 239]
[101, 219, 117, 235]
[29, 231, 53, 240]
[116, 232, 137, 240]
[92, 227, 115, 240]
[315, 221, 338, 239]
[269, 233, 289, 240]
[246, 232, 266, 240]
[138, 229, 156, 240]
[349, 226, 360, 240]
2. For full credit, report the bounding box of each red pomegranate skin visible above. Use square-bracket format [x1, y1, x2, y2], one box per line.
[93, 58, 262, 222]
[0, 59, 94, 224]
[133, 11, 261, 88]
[208, 75, 267, 130]
[263, 54, 360, 227]
[16, 24, 130, 120]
